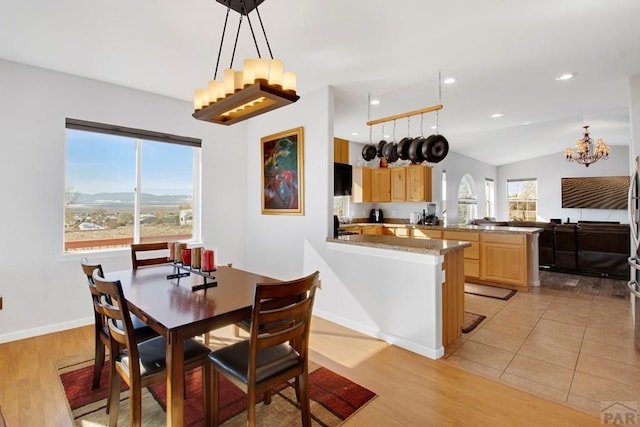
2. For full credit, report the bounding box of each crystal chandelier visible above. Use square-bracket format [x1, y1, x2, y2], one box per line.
[564, 125, 611, 167]
[192, 0, 299, 126]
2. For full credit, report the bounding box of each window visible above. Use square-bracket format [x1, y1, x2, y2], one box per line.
[485, 178, 495, 218]
[507, 178, 537, 221]
[457, 173, 477, 225]
[64, 119, 201, 252]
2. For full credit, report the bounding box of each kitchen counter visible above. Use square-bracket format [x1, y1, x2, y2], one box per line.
[340, 222, 543, 235]
[327, 233, 471, 255]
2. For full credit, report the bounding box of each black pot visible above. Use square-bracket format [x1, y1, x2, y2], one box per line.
[422, 134, 449, 163]
[376, 140, 388, 158]
[361, 144, 377, 161]
[408, 137, 426, 163]
[396, 137, 413, 160]
[383, 142, 400, 163]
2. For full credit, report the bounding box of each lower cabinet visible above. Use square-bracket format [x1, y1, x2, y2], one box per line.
[442, 248, 465, 347]
[480, 233, 526, 287]
[443, 230, 480, 279]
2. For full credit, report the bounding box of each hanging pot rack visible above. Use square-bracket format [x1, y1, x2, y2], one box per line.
[366, 104, 443, 127]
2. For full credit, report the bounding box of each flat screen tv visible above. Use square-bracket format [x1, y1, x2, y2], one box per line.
[561, 176, 629, 210]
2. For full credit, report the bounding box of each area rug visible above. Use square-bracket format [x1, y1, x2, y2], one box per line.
[57, 355, 376, 427]
[462, 312, 486, 333]
[464, 283, 517, 300]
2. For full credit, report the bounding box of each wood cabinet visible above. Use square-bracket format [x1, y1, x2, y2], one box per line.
[442, 248, 465, 347]
[443, 230, 480, 279]
[412, 229, 442, 239]
[390, 167, 406, 202]
[480, 233, 527, 288]
[370, 168, 391, 202]
[383, 226, 411, 237]
[352, 165, 431, 203]
[361, 225, 383, 235]
[406, 165, 432, 202]
[352, 166, 371, 202]
[333, 137, 349, 163]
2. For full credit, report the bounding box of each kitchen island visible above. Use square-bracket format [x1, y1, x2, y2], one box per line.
[325, 234, 470, 359]
[339, 223, 543, 292]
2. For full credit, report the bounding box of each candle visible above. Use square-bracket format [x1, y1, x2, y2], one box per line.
[202, 249, 215, 272]
[175, 243, 186, 263]
[191, 247, 202, 269]
[181, 248, 192, 267]
[168, 241, 175, 261]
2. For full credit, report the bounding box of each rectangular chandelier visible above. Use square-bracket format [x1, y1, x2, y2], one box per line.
[192, 0, 299, 126]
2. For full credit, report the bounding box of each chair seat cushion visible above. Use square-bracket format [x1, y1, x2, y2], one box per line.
[208, 340, 300, 384]
[119, 336, 210, 377]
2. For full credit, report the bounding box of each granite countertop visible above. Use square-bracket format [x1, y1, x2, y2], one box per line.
[327, 234, 471, 255]
[340, 222, 543, 234]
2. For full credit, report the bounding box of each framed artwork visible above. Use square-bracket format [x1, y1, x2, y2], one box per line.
[261, 126, 304, 215]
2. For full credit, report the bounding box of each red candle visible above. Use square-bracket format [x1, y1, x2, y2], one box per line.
[202, 249, 215, 272]
[181, 248, 191, 266]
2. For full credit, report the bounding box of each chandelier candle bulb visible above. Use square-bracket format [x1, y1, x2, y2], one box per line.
[283, 71, 297, 94]
[243, 59, 257, 87]
[233, 71, 243, 92]
[254, 58, 269, 83]
[268, 59, 284, 87]
[223, 69, 236, 95]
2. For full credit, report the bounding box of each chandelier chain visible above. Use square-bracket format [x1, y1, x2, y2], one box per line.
[229, 12, 243, 71]
[214, 5, 232, 80]
[254, 3, 274, 59]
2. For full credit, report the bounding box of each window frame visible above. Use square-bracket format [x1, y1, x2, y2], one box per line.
[63, 118, 202, 254]
[507, 178, 538, 221]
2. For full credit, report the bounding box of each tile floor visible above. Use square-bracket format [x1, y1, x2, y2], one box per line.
[442, 271, 640, 418]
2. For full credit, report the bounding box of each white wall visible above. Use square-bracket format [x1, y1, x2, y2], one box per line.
[0, 59, 248, 342]
[497, 146, 629, 223]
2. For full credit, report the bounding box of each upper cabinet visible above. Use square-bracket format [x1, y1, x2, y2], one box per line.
[334, 137, 349, 164]
[353, 165, 431, 203]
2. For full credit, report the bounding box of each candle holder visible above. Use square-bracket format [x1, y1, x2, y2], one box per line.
[167, 262, 218, 291]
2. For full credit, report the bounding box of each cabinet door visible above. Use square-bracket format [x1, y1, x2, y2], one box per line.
[362, 225, 382, 235]
[406, 165, 432, 202]
[390, 167, 406, 202]
[480, 234, 526, 286]
[443, 230, 479, 278]
[413, 228, 442, 239]
[371, 168, 391, 202]
[334, 137, 349, 163]
[352, 167, 371, 203]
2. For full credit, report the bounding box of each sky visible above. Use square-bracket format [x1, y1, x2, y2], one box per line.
[66, 129, 194, 195]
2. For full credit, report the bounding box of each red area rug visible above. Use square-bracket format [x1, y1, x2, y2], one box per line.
[57, 356, 376, 426]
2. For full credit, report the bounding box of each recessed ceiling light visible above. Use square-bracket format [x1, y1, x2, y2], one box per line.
[491, 113, 504, 118]
[370, 99, 380, 105]
[523, 121, 532, 125]
[443, 77, 456, 85]
[555, 73, 574, 81]
[384, 134, 390, 139]
[430, 125, 438, 130]
[351, 132, 359, 136]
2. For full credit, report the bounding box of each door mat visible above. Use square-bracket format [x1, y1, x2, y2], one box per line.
[462, 312, 486, 333]
[464, 283, 517, 300]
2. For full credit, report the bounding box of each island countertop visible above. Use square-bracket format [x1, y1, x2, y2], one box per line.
[326, 233, 471, 255]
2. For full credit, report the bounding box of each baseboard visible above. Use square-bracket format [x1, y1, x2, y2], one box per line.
[0, 316, 93, 344]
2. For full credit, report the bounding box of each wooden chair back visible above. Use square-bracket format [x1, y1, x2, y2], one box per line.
[130, 241, 170, 270]
[80, 259, 107, 323]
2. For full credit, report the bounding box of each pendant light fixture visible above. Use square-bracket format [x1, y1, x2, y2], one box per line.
[192, 0, 299, 125]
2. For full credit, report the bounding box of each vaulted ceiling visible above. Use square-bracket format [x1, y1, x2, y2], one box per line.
[2, 0, 639, 165]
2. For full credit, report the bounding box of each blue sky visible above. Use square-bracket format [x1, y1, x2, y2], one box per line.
[66, 129, 194, 195]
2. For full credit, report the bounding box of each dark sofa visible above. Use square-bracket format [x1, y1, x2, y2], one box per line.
[472, 218, 630, 278]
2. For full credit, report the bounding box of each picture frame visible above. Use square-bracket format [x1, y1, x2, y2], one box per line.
[261, 126, 304, 215]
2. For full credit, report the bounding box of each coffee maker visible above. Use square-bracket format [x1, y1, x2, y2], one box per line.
[422, 203, 438, 225]
[369, 208, 384, 223]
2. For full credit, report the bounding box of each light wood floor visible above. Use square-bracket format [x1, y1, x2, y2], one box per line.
[0, 316, 606, 426]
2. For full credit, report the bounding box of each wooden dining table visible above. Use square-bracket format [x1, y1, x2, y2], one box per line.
[104, 264, 277, 427]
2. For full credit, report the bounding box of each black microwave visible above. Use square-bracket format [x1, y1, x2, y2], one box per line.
[334, 162, 352, 196]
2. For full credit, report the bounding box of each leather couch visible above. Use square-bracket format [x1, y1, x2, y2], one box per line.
[471, 219, 630, 278]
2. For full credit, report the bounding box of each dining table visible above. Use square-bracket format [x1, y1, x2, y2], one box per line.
[104, 264, 278, 427]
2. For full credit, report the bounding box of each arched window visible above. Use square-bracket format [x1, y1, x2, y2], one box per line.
[457, 173, 477, 224]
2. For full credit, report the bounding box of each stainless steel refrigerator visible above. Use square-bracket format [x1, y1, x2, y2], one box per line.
[628, 155, 640, 350]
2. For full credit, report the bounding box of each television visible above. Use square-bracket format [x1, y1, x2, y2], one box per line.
[561, 176, 629, 210]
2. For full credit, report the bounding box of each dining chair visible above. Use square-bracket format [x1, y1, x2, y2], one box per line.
[207, 270, 320, 427]
[92, 269, 212, 427]
[130, 241, 171, 270]
[80, 259, 158, 391]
